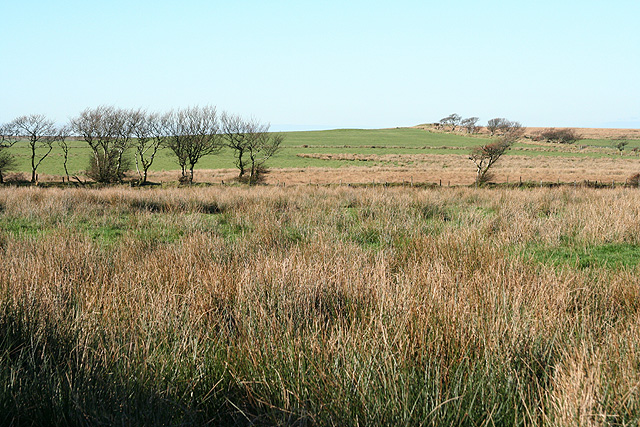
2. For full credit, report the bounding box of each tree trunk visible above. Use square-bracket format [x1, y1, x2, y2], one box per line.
[63, 156, 70, 183]
[238, 149, 245, 177]
[31, 146, 36, 183]
[249, 161, 256, 186]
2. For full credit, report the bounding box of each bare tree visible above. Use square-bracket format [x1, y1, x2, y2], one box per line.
[486, 118, 507, 136]
[243, 120, 283, 185]
[70, 106, 133, 183]
[486, 118, 523, 137]
[130, 110, 167, 185]
[165, 106, 221, 184]
[469, 121, 522, 186]
[469, 138, 513, 186]
[221, 112, 251, 177]
[461, 117, 480, 134]
[10, 114, 62, 183]
[501, 120, 524, 138]
[0, 124, 18, 184]
[439, 113, 462, 131]
[56, 127, 71, 183]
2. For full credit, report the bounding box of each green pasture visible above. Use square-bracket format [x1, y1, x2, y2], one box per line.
[4, 128, 638, 177]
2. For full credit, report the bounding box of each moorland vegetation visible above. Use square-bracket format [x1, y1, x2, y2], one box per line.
[1, 185, 640, 425]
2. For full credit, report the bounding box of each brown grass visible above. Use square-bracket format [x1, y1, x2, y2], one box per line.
[1, 185, 640, 424]
[136, 153, 640, 186]
[29, 152, 640, 187]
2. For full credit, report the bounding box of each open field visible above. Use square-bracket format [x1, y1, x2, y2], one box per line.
[2, 185, 640, 425]
[5, 127, 640, 185]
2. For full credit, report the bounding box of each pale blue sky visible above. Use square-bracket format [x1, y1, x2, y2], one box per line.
[1, 0, 639, 130]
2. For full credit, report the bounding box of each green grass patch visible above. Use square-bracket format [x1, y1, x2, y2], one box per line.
[0, 217, 44, 237]
[214, 213, 251, 241]
[528, 243, 640, 270]
[349, 227, 382, 249]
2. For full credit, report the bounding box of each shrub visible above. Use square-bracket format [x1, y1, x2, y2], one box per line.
[86, 151, 132, 183]
[539, 128, 581, 144]
[627, 173, 640, 186]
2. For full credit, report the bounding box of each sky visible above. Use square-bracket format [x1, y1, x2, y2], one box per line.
[1, 0, 639, 131]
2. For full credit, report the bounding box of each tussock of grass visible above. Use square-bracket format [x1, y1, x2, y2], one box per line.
[1, 186, 640, 425]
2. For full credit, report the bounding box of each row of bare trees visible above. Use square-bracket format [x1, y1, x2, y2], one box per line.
[437, 114, 480, 134]
[0, 106, 283, 185]
[437, 114, 524, 137]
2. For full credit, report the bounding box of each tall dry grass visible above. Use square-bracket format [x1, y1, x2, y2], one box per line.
[0, 185, 639, 425]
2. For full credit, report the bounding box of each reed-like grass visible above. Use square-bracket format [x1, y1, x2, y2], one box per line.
[0, 186, 639, 425]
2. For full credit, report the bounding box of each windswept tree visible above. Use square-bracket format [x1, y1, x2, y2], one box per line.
[469, 122, 522, 186]
[165, 106, 221, 184]
[486, 118, 507, 136]
[10, 114, 63, 183]
[130, 110, 167, 185]
[486, 118, 523, 137]
[70, 106, 133, 183]
[501, 120, 524, 138]
[461, 117, 480, 134]
[439, 113, 462, 131]
[0, 123, 18, 184]
[469, 138, 512, 186]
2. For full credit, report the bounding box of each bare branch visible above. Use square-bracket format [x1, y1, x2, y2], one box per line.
[165, 106, 221, 184]
[10, 114, 61, 183]
[469, 138, 513, 185]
